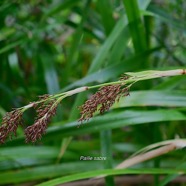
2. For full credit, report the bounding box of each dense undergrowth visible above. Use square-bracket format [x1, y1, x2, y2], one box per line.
[0, 0, 186, 185]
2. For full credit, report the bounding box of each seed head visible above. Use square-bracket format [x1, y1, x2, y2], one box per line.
[78, 84, 130, 122]
[25, 95, 58, 143]
[0, 109, 23, 144]
[25, 94, 57, 143]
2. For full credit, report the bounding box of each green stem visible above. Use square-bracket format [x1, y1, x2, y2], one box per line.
[89, 80, 123, 89]
[21, 69, 186, 111]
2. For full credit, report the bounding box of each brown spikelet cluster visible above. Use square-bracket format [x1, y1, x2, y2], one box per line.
[78, 84, 130, 122]
[0, 94, 59, 144]
[25, 95, 57, 143]
[0, 74, 131, 144]
[0, 110, 23, 144]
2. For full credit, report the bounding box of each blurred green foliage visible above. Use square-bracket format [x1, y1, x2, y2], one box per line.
[0, 0, 186, 185]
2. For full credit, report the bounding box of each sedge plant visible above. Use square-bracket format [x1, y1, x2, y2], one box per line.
[0, 69, 185, 144]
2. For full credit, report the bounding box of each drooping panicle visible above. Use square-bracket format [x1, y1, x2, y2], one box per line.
[78, 84, 130, 122]
[25, 94, 58, 143]
[0, 109, 23, 144]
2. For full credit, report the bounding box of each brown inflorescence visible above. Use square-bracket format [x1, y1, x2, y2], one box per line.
[24, 95, 58, 143]
[0, 109, 23, 144]
[0, 75, 131, 143]
[78, 84, 130, 122]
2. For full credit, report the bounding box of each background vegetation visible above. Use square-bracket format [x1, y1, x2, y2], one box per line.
[0, 0, 186, 185]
